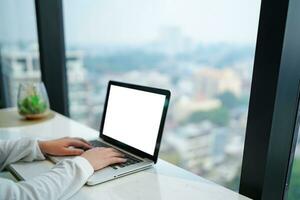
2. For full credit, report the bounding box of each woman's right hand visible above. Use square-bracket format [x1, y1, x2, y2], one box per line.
[81, 147, 127, 171]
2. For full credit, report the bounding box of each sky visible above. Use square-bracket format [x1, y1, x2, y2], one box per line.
[0, 0, 261, 47]
[0, 0, 38, 45]
[63, 0, 261, 46]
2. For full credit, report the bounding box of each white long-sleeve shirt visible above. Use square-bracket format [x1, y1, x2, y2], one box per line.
[0, 138, 94, 200]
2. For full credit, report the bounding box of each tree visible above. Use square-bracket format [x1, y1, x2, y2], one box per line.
[217, 92, 239, 109]
[188, 106, 229, 126]
[287, 158, 300, 200]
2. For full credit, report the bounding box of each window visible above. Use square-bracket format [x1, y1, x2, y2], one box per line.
[63, 0, 261, 190]
[0, 0, 41, 106]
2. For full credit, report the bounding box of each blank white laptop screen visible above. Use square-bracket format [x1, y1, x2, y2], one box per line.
[102, 85, 166, 155]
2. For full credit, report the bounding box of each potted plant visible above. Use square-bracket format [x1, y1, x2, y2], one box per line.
[17, 82, 50, 119]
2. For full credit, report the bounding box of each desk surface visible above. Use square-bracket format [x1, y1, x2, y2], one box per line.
[0, 108, 250, 200]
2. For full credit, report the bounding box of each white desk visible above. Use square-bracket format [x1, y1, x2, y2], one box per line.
[0, 108, 251, 200]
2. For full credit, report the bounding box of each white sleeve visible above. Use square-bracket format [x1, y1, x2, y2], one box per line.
[0, 138, 45, 171]
[0, 157, 94, 200]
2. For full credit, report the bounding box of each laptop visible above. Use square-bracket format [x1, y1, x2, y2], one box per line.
[49, 80, 171, 185]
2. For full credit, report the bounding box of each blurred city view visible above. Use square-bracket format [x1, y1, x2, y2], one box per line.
[65, 33, 254, 190]
[62, 0, 261, 190]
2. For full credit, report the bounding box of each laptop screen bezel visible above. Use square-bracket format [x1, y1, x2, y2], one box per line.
[99, 80, 170, 163]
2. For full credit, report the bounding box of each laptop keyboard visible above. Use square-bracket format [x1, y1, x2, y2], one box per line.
[89, 140, 142, 169]
[90, 140, 110, 148]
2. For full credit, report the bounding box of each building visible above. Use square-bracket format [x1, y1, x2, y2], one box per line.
[166, 121, 216, 173]
[194, 67, 242, 98]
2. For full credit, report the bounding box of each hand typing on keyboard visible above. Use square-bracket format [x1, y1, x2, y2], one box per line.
[89, 140, 142, 170]
[81, 147, 127, 171]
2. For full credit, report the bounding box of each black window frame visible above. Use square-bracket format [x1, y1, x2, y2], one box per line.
[35, 0, 69, 116]
[240, 0, 300, 199]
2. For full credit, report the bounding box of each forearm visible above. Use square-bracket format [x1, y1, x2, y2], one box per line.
[0, 138, 45, 171]
[0, 157, 93, 200]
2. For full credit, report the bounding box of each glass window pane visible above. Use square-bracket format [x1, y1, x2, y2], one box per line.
[63, 0, 261, 190]
[0, 0, 41, 107]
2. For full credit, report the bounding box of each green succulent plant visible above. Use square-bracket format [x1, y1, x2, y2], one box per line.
[18, 94, 47, 115]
